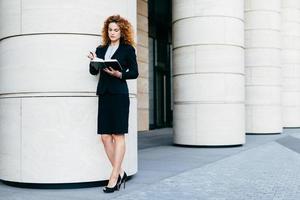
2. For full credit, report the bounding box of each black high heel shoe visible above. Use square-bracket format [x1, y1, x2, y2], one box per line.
[103, 175, 121, 193]
[120, 171, 128, 189]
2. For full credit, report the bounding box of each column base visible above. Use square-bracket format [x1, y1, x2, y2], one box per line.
[246, 132, 281, 135]
[0, 176, 133, 189]
[173, 143, 243, 148]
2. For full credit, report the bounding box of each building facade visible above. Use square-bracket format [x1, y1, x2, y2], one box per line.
[0, 0, 299, 185]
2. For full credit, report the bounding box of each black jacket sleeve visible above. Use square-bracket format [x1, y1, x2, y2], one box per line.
[89, 62, 99, 75]
[121, 45, 139, 80]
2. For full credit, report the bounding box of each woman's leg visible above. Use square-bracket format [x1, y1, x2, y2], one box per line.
[101, 134, 115, 166]
[107, 134, 126, 187]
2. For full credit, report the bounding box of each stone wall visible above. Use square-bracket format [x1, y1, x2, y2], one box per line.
[137, 0, 149, 131]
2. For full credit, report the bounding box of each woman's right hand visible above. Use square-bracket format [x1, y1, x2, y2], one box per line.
[87, 51, 96, 60]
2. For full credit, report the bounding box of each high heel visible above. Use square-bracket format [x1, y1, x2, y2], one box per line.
[103, 175, 121, 193]
[120, 171, 128, 189]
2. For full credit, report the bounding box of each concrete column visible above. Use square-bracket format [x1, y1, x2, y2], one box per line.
[0, 0, 137, 184]
[172, 0, 245, 146]
[281, 0, 300, 127]
[245, 0, 282, 133]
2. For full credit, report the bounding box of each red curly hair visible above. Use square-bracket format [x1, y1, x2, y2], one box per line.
[101, 15, 135, 46]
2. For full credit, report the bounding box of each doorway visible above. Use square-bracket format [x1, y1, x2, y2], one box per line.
[148, 0, 172, 129]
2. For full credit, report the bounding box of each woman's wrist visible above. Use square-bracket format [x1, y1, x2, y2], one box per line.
[115, 71, 122, 79]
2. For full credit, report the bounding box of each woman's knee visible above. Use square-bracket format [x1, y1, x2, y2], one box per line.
[112, 134, 125, 143]
[101, 134, 113, 144]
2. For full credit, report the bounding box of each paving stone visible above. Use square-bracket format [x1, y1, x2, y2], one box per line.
[115, 142, 300, 200]
[0, 128, 299, 200]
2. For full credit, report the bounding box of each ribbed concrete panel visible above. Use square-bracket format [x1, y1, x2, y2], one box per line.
[0, 98, 21, 181]
[0, 35, 136, 95]
[245, 30, 281, 48]
[0, 0, 136, 39]
[0, 0, 138, 184]
[282, 0, 300, 8]
[174, 104, 245, 146]
[172, 0, 245, 146]
[245, 0, 281, 11]
[245, 48, 281, 66]
[247, 86, 281, 105]
[172, 0, 243, 22]
[0, 97, 137, 183]
[173, 18, 244, 48]
[173, 74, 244, 103]
[282, 91, 300, 105]
[245, 0, 282, 133]
[281, 0, 300, 127]
[0, 0, 21, 38]
[245, 11, 281, 30]
[173, 46, 244, 75]
[20, 97, 137, 183]
[246, 106, 282, 133]
[246, 67, 281, 85]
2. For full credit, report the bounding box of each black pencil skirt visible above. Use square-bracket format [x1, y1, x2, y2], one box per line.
[97, 93, 130, 134]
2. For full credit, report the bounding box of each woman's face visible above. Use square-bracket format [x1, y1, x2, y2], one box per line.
[108, 22, 121, 43]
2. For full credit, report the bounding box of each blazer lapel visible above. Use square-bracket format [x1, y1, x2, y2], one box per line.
[110, 44, 122, 59]
[99, 43, 122, 59]
[99, 45, 109, 59]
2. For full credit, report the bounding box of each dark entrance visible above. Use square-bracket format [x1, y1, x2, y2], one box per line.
[148, 0, 172, 129]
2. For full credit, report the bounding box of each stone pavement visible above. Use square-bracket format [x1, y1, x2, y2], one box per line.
[1, 128, 300, 200]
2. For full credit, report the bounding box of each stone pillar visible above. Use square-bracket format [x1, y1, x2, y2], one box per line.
[137, 0, 149, 131]
[172, 0, 245, 146]
[0, 0, 137, 184]
[245, 0, 282, 134]
[281, 0, 300, 127]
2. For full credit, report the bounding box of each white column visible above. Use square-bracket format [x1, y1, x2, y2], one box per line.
[0, 0, 137, 184]
[245, 0, 282, 134]
[281, 0, 300, 127]
[172, 0, 245, 146]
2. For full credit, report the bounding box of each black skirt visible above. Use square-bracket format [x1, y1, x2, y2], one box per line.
[97, 93, 130, 134]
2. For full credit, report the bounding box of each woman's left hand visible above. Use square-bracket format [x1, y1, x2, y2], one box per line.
[103, 67, 122, 79]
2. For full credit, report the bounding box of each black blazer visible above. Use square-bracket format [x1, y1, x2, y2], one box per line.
[89, 43, 139, 95]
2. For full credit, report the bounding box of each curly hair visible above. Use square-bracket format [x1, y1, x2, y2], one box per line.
[101, 15, 135, 46]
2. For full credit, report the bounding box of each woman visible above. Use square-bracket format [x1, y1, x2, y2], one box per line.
[88, 15, 139, 193]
